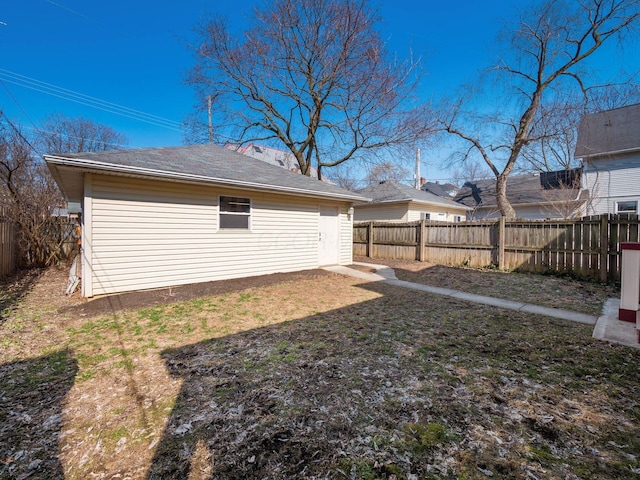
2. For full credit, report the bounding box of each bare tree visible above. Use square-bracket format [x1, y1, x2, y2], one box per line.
[364, 161, 410, 185]
[451, 159, 492, 185]
[521, 84, 640, 172]
[1, 113, 128, 267]
[323, 164, 361, 191]
[0, 115, 66, 267]
[539, 173, 589, 219]
[520, 97, 583, 172]
[188, 0, 433, 180]
[183, 94, 226, 145]
[440, 0, 640, 217]
[39, 114, 127, 154]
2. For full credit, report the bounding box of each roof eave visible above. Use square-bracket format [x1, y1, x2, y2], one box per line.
[45, 155, 369, 203]
[576, 145, 640, 160]
[355, 198, 471, 211]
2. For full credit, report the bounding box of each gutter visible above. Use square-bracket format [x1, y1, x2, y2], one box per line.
[45, 155, 370, 203]
[356, 198, 471, 210]
[576, 146, 640, 160]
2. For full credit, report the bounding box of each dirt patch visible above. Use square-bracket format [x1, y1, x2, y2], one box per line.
[62, 269, 332, 318]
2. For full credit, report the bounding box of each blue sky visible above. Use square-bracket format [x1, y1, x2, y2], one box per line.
[1, 0, 638, 181]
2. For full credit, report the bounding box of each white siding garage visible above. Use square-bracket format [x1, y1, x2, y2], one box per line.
[46, 145, 367, 297]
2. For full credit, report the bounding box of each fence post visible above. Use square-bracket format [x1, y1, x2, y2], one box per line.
[417, 219, 426, 262]
[367, 221, 374, 258]
[599, 213, 609, 283]
[498, 216, 506, 270]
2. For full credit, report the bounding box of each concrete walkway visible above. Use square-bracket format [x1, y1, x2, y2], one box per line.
[323, 262, 639, 349]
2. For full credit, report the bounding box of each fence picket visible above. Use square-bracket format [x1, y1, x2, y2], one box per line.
[354, 214, 640, 282]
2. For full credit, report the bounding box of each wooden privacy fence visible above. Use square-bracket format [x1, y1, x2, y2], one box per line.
[353, 214, 640, 282]
[0, 207, 17, 278]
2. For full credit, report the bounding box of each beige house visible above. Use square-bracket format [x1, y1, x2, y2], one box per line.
[353, 180, 471, 223]
[45, 145, 367, 297]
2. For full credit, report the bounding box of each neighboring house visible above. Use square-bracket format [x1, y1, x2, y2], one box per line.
[574, 103, 640, 216]
[454, 169, 587, 220]
[45, 144, 367, 297]
[226, 144, 329, 181]
[353, 180, 471, 223]
[420, 180, 460, 199]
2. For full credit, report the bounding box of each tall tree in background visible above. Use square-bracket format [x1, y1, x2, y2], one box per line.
[364, 161, 410, 185]
[1, 112, 128, 267]
[440, 0, 640, 218]
[188, 0, 432, 180]
[0, 114, 64, 266]
[520, 84, 640, 172]
[39, 114, 127, 154]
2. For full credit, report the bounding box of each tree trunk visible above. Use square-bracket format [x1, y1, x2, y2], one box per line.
[496, 174, 516, 218]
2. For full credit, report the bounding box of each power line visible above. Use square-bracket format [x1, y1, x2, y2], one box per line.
[0, 111, 44, 157]
[44, 0, 102, 25]
[0, 69, 183, 131]
[0, 77, 40, 133]
[1, 79, 128, 151]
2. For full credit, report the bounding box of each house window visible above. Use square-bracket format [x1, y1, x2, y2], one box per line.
[420, 212, 431, 220]
[454, 215, 462, 222]
[616, 201, 637, 214]
[219, 196, 251, 229]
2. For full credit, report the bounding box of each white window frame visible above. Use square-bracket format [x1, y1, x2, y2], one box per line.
[420, 212, 431, 220]
[616, 200, 637, 215]
[219, 195, 252, 229]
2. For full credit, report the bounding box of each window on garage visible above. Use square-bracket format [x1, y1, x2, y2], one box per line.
[616, 201, 637, 215]
[219, 196, 251, 229]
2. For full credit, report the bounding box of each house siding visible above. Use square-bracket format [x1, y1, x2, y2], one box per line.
[583, 152, 640, 215]
[354, 202, 468, 223]
[87, 174, 341, 296]
[353, 204, 409, 222]
[339, 205, 353, 265]
[406, 203, 467, 222]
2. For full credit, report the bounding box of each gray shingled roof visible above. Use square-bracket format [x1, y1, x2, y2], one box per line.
[356, 180, 470, 210]
[575, 103, 640, 158]
[421, 181, 459, 198]
[454, 170, 586, 209]
[45, 144, 367, 202]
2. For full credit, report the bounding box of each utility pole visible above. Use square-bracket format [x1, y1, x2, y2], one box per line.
[207, 95, 213, 144]
[414, 148, 421, 189]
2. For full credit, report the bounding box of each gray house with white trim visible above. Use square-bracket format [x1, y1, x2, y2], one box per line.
[45, 145, 367, 297]
[575, 103, 640, 216]
[454, 169, 587, 220]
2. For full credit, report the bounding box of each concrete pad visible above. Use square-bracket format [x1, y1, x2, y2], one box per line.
[593, 298, 640, 349]
[322, 265, 387, 282]
[352, 262, 398, 280]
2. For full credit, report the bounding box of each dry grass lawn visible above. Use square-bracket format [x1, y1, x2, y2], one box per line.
[1, 263, 638, 479]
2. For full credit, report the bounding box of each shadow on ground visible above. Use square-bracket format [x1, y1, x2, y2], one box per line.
[145, 280, 640, 479]
[0, 349, 78, 479]
[0, 269, 45, 325]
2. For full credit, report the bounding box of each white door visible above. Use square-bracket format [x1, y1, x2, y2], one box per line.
[318, 206, 339, 266]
